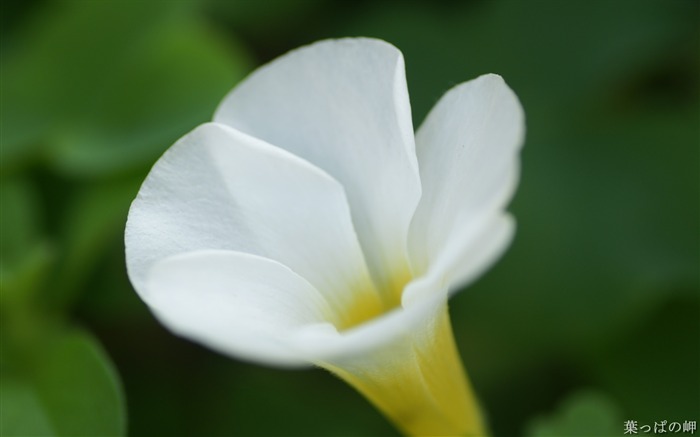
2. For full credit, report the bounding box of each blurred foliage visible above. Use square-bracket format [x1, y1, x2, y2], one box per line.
[526, 390, 622, 437]
[1, 1, 250, 176]
[1, 0, 698, 436]
[1, 328, 125, 437]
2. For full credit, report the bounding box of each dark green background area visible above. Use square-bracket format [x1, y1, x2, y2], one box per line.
[1, 1, 698, 436]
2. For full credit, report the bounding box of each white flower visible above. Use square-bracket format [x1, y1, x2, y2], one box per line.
[125, 38, 524, 436]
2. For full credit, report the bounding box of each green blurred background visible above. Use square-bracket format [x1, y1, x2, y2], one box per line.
[1, 1, 698, 436]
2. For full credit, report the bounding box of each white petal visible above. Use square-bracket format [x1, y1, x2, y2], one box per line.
[294, 289, 446, 364]
[403, 213, 515, 306]
[408, 74, 524, 277]
[144, 250, 331, 367]
[214, 38, 421, 298]
[283, 217, 512, 353]
[125, 122, 383, 325]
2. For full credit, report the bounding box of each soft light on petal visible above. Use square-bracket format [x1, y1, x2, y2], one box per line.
[214, 38, 421, 302]
[126, 122, 384, 329]
[403, 213, 515, 306]
[409, 74, 524, 278]
[145, 250, 331, 366]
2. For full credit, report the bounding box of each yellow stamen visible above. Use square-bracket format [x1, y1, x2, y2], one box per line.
[336, 264, 412, 331]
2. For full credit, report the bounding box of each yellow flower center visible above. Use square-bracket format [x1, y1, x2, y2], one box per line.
[335, 265, 412, 331]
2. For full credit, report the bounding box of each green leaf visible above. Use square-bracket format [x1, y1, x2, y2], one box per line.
[0, 178, 42, 265]
[1, 1, 252, 176]
[526, 390, 623, 437]
[47, 15, 251, 176]
[1, 1, 175, 171]
[1, 329, 126, 437]
[0, 178, 53, 305]
[0, 378, 54, 437]
[51, 175, 144, 309]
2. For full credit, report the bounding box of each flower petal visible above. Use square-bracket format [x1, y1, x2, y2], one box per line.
[144, 250, 331, 366]
[125, 122, 383, 327]
[403, 213, 515, 306]
[214, 38, 421, 300]
[294, 287, 446, 363]
[408, 74, 524, 278]
[294, 215, 514, 362]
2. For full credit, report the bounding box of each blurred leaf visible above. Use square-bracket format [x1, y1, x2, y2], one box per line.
[1, 328, 126, 437]
[51, 175, 144, 309]
[1, 178, 42, 264]
[1, 0, 175, 171]
[525, 390, 623, 437]
[0, 241, 54, 308]
[0, 378, 54, 437]
[0, 178, 53, 305]
[1, 0, 252, 176]
[47, 14, 251, 176]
